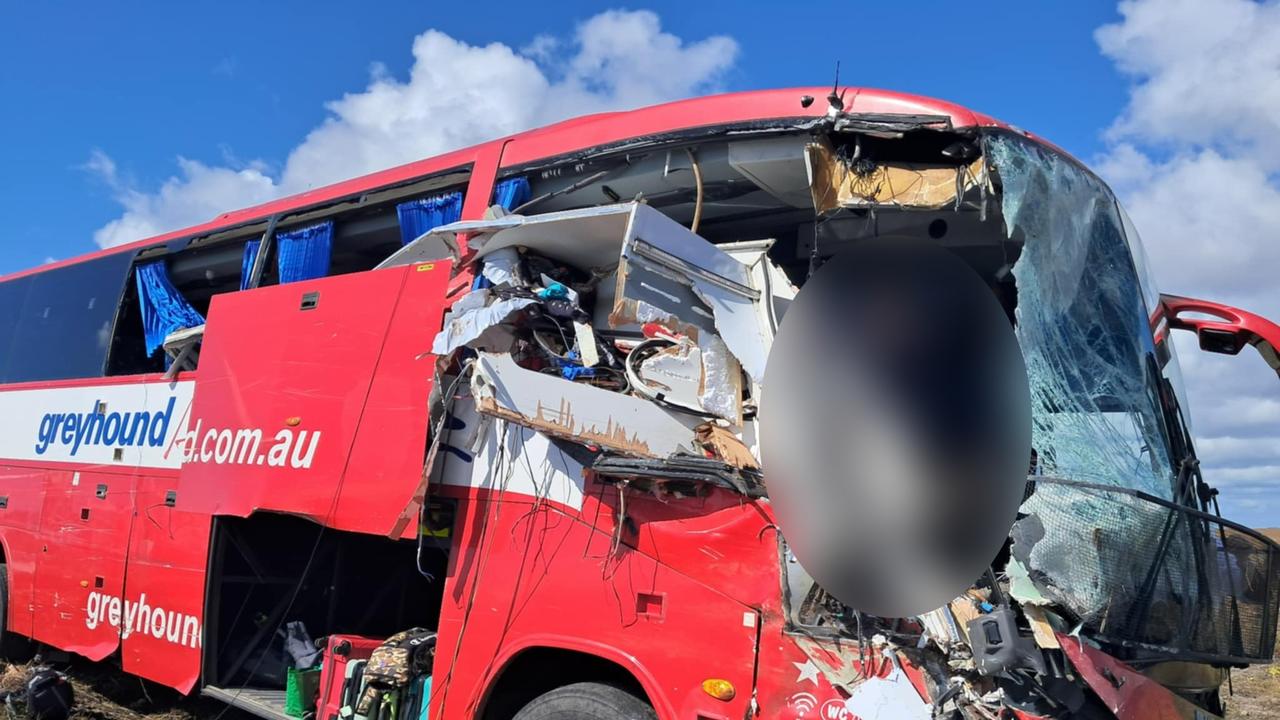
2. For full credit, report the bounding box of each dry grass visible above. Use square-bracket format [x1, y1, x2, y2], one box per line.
[1224, 530, 1280, 719]
[0, 657, 246, 720]
[1227, 664, 1280, 719]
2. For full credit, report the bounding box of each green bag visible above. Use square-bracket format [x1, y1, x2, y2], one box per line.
[285, 665, 323, 718]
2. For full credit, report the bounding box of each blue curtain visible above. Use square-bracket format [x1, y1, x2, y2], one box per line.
[135, 260, 206, 357]
[396, 191, 463, 246]
[492, 176, 531, 211]
[239, 238, 261, 290]
[276, 220, 334, 284]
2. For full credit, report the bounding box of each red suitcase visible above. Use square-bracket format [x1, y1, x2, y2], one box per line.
[316, 635, 384, 720]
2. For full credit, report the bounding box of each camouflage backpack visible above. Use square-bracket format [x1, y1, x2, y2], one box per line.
[355, 628, 437, 716]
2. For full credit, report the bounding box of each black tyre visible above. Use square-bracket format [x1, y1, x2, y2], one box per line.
[0, 563, 33, 660]
[512, 682, 656, 720]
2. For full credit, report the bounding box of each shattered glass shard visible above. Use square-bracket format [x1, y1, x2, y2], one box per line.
[987, 132, 1176, 499]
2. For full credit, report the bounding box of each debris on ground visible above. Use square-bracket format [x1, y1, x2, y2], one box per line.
[0, 659, 249, 720]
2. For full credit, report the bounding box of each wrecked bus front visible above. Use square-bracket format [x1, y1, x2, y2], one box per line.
[752, 128, 1280, 719]
[9, 87, 1273, 720]
[413, 105, 1280, 718]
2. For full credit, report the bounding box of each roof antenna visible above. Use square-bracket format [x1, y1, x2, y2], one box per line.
[826, 61, 847, 119]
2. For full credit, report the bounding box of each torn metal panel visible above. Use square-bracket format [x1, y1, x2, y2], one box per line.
[466, 204, 636, 270]
[614, 204, 770, 383]
[431, 290, 535, 355]
[375, 233, 459, 269]
[631, 339, 705, 410]
[805, 137, 987, 213]
[479, 246, 522, 287]
[470, 351, 700, 459]
[842, 660, 931, 720]
[627, 336, 743, 423]
[588, 454, 764, 497]
[442, 202, 773, 385]
[719, 238, 798, 340]
[438, 398, 588, 510]
[610, 245, 719, 340]
[687, 282, 767, 384]
[695, 334, 742, 422]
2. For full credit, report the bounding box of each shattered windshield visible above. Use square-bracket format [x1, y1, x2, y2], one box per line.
[986, 132, 1179, 499]
[982, 134, 1279, 664]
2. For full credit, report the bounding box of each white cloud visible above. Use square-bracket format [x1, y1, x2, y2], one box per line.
[1095, 0, 1280, 528]
[212, 56, 237, 78]
[89, 155, 276, 249]
[1096, 0, 1280, 160]
[89, 10, 737, 249]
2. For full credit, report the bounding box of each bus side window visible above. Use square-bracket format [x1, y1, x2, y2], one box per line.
[108, 255, 209, 377]
[105, 264, 164, 377]
[2, 252, 133, 384]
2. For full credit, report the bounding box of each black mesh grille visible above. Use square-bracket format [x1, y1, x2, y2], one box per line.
[1014, 477, 1280, 664]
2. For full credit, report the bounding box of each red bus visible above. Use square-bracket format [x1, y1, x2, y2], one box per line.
[2, 86, 1279, 720]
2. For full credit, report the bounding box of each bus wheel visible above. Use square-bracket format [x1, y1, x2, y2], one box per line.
[512, 682, 656, 720]
[0, 564, 32, 660]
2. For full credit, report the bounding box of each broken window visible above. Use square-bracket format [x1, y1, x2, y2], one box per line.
[986, 131, 1177, 499]
[982, 134, 1280, 665]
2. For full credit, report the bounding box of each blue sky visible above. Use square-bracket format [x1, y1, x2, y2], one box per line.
[2, 0, 1279, 528]
[0, 1, 1125, 271]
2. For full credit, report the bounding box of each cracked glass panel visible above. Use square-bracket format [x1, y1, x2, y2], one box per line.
[986, 132, 1176, 499]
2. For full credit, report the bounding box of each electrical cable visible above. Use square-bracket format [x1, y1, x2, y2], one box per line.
[414, 368, 473, 583]
[438, 418, 517, 715]
[685, 148, 703, 234]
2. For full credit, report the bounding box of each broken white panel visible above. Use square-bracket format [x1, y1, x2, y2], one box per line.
[632, 340, 704, 412]
[435, 202, 772, 383]
[690, 283, 767, 385]
[628, 337, 742, 424]
[466, 204, 636, 269]
[573, 321, 600, 367]
[917, 606, 964, 647]
[375, 232, 459, 269]
[471, 352, 700, 458]
[619, 206, 770, 383]
[843, 663, 931, 720]
[438, 398, 587, 509]
[696, 334, 742, 423]
[720, 238, 798, 341]
[480, 246, 522, 287]
[431, 289, 536, 355]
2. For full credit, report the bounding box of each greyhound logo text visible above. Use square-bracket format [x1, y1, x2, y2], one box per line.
[85, 591, 201, 649]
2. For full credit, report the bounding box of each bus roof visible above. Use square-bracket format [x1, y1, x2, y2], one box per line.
[3, 86, 1007, 285]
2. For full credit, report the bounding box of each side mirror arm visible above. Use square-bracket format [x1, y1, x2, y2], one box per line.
[1159, 294, 1280, 380]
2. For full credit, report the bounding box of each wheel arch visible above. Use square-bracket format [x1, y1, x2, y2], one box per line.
[476, 636, 667, 720]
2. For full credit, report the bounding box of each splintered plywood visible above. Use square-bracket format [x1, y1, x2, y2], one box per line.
[806, 138, 987, 213]
[471, 352, 699, 458]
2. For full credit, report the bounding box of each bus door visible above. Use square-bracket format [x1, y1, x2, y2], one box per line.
[118, 470, 212, 693]
[32, 468, 135, 659]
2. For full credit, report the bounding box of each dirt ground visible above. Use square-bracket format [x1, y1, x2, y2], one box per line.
[1225, 662, 1280, 719]
[2, 655, 1277, 720]
[1224, 530, 1280, 719]
[0, 657, 249, 720]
